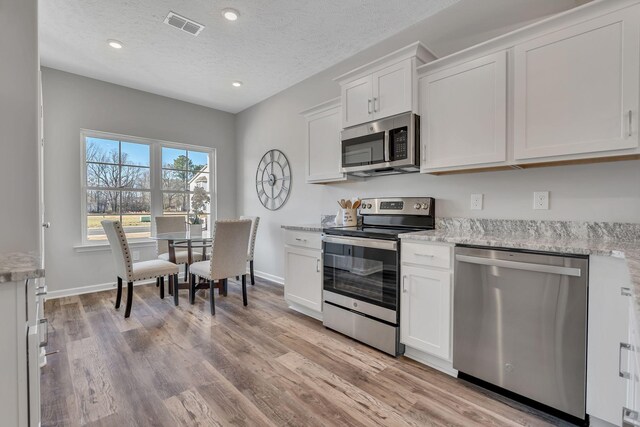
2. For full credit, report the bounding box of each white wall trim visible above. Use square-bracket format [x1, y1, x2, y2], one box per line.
[404, 346, 458, 377]
[254, 269, 284, 285]
[73, 239, 156, 253]
[45, 278, 156, 300]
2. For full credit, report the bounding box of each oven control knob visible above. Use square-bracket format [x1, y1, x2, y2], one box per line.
[414, 203, 421, 210]
[366, 204, 372, 209]
[421, 203, 430, 210]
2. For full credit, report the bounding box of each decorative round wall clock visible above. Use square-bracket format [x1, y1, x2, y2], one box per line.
[255, 149, 291, 210]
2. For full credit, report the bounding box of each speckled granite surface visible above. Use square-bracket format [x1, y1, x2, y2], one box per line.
[401, 218, 640, 321]
[281, 215, 337, 232]
[0, 252, 44, 283]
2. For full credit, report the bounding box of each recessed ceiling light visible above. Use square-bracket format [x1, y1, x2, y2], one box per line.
[107, 39, 123, 49]
[232, 81, 243, 87]
[222, 8, 240, 21]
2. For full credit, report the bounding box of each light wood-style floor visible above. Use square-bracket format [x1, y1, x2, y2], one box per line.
[41, 277, 568, 427]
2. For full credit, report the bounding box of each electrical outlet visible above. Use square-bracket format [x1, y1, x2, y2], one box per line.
[533, 191, 549, 210]
[470, 193, 483, 210]
[132, 250, 140, 261]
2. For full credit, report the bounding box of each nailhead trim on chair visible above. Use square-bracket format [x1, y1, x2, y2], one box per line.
[240, 216, 259, 262]
[114, 220, 134, 282]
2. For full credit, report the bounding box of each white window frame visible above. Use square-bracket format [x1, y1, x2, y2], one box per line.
[79, 129, 217, 247]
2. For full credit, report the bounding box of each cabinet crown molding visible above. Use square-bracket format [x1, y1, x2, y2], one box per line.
[334, 41, 435, 85]
[299, 97, 341, 118]
[417, 0, 640, 76]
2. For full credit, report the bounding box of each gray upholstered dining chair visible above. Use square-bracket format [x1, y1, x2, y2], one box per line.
[240, 215, 260, 285]
[102, 220, 179, 318]
[188, 219, 252, 315]
[155, 215, 203, 281]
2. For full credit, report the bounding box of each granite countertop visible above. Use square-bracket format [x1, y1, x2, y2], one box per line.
[400, 218, 640, 324]
[281, 224, 324, 232]
[0, 252, 44, 283]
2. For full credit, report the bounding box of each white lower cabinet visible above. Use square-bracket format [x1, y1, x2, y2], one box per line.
[400, 240, 455, 375]
[284, 230, 323, 320]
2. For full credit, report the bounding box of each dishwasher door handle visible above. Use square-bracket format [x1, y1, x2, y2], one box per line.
[455, 254, 582, 277]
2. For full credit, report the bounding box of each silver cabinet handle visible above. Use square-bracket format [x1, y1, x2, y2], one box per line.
[620, 342, 633, 379]
[295, 238, 307, 242]
[368, 99, 372, 114]
[422, 144, 426, 162]
[373, 97, 378, 112]
[629, 110, 633, 137]
[316, 259, 320, 273]
[42, 222, 51, 228]
[415, 253, 434, 258]
[402, 275, 408, 293]
[623, 407, 640, 426]
[622, 287, 632, 297]
[39, 318, 49, 348]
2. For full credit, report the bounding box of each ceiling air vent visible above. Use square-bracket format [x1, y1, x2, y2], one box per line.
[164, 11, 205, 36]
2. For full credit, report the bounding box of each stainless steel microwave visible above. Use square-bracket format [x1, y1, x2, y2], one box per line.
[340, 112, 420, 177]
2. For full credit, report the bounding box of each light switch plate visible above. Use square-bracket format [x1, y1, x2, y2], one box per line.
[533, 191, 549, 210]
[132, 250, 140, 261]
[470, 193, 483, 210]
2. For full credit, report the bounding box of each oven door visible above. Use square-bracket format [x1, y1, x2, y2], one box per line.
[323, 235, 399, 318]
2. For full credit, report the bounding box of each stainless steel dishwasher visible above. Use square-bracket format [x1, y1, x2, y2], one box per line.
[453, 246, 588, 421]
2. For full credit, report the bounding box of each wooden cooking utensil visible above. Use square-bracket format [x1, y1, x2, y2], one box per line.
[346, 200, 352, 209]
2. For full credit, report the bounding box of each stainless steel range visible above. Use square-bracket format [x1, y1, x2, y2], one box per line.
[322, 197, 435, 356]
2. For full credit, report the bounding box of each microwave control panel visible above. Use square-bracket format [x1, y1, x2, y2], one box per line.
[389, 127, 408, 160]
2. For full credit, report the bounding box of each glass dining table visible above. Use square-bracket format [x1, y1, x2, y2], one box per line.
[152, 231, 213, 305]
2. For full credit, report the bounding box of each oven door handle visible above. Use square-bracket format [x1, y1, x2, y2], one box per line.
[323, 235, 397, 251]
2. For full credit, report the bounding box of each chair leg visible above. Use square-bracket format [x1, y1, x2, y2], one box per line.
[236, 276, 239, 281]
[173, 273, 179, 306]
[189, 274, 196, 304]
[115, 277, 123, 309]
[184, 264, 188, 282]
[156, 277, 160, 287]
[242, 275, 248, 306]
[223, 278, 228, 297]
[250, 260, 255, 286]
[159, 276, 165, 299]
[209, 280, 215, 315]
[124, 281, 133, 318]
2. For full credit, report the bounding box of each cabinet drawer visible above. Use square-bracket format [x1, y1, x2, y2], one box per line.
[285, 230, 322, 250]
[402, 241, 451, 269]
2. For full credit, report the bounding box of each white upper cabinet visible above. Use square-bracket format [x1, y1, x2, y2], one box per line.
[342, 76, 374, 128]
[301, 98, 346, 184]
[371, 60, 413, 120]
[420, 51, 508, 171]
[513, 8, 640, 160]
[336, 42, 435, 129]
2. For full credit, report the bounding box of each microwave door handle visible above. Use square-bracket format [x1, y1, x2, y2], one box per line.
[384, 131, 390, 162]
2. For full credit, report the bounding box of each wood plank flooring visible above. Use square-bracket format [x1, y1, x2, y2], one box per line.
[41, 277, 569, 427]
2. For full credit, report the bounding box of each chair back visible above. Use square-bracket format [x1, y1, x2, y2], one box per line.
[101, 220, 133, 282]
[208, 219, 252, 280]
[239, 216, 260, 261]
[155, 216, 186, 255]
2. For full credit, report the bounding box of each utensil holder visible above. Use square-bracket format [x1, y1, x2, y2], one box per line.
[342, 208, 357, 226]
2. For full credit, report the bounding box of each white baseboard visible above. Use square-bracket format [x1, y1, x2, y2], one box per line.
[45, 279, 156, 300]
[254, 269, 284, 285]
[403, 347, 458, 377]
[286, 301, 323, 321]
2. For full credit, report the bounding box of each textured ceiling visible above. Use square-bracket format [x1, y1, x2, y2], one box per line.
[39, 0, 461, 113]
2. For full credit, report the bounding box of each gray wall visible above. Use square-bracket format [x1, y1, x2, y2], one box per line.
[42, 68, 236, 294]
[0, 0, 39, 254]
[236, 1, 640, 281]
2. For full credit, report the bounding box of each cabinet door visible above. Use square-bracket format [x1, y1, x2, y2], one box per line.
[514, 8, 640, 160]
[420, 51, 507, 171]
[372, 59, 413, 120]
[284, 246, 322, 313]
[400, 265, 451, 360]
[307, 105, 345, 183]
[342, 75, 373, 128]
